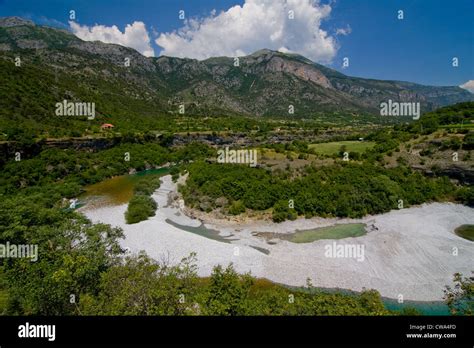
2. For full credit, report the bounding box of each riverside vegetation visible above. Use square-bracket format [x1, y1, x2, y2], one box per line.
[125, 176, 161, 224]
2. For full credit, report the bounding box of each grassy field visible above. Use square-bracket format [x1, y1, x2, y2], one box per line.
[454, 225, 474, 241]
[309, 141, 375, 155]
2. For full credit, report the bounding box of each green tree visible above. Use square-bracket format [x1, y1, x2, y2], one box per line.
[80, 253, 199, 315]
[125, 195, 157, 224]
[3, 216, 123, 315]
[203, 264, 254, 315]
[444, 272, 474, 315]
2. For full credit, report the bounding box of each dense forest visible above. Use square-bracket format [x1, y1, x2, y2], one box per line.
[180, 161, 460, 221]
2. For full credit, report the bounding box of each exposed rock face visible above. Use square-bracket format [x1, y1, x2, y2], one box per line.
[264, 56, 332, 88]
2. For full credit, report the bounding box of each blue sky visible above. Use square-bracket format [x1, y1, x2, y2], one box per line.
[1, 0, 472, 87]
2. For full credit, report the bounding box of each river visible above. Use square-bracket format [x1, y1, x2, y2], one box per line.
[79, 174, 474, 304]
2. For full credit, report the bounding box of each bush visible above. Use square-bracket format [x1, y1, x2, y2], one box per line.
[134, 176, 161, 196]
[125, 195, 157, 224]
[272, 200, 297, 223]
[463, 132, 474, 150]
[456, 186, 474, 207]
[349, 151, 361, 160]
[228, 200, 246, 215]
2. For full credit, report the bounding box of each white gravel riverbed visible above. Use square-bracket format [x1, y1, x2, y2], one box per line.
[81, 175, 474, 301]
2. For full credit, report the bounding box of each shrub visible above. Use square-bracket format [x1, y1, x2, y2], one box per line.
[272, 200, 297, 223]
[228, 200, 246, 215]
[125, 195, 157, 224]
[456, 186, 474, 207]
[134, 176, 161, 196]
[463, 132, 474, 150]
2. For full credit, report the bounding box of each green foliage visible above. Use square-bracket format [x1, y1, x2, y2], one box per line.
[0, 39, 471, 318]
[134, 176, 161, 196]
[125, 195, 157, 224]
[308, 141, 375, 156]
[0, 143, 170, 195]
[440, 137, 462, 150]
[272, 200, 297, 222]
[203, 264, 254, 315]
[392, 102, 474, 136]
[80, 253, 199, 315]
[421, 102, 474, 127]
[444, 272, 474, 316]
[0, 149, 203, 315]
[463, 132, 474, 150]
[228, 200, 246, 215]
[1, 211, 123, 315]
[456, 186, 474, 207]
[77, 258, 390, 316]
[181, 161, 455, 221]
[125, 175, 162, 224]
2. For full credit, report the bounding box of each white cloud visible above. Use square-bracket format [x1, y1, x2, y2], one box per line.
[155, 0, 338, 63]
[69, 21, 155, 57]
[460, 80, 474, 93]
[336, 25, 351, 36]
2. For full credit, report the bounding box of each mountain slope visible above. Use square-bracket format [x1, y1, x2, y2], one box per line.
[0, 16, 472, 133]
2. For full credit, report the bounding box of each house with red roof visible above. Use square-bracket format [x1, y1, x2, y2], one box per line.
[100, 123, 114, 130]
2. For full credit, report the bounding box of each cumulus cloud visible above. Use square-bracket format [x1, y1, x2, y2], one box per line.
[155, 0, 338, 63]
[460, 80, 474, 93]
[70, 21, 155, 57]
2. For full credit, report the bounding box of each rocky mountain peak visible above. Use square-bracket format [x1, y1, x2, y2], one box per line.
[0, 16, 35, 28]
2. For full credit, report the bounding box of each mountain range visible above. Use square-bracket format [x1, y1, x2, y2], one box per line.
[0, 16, 472, 128]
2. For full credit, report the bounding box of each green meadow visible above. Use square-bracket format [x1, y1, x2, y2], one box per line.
[309, 141, 376, 155]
